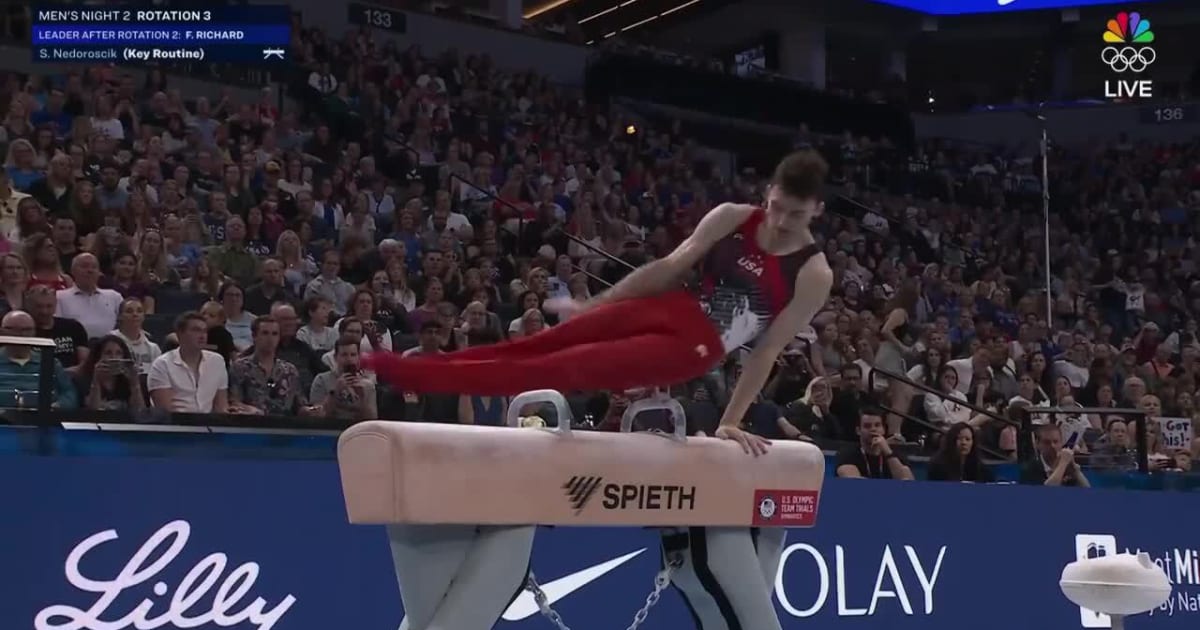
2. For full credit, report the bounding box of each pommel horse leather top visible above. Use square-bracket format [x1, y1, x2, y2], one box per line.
[337, 391, 825, 528]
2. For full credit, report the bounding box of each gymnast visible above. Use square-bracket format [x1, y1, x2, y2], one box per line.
[369, 149, 832, 452]
[369, 149, 834, 629]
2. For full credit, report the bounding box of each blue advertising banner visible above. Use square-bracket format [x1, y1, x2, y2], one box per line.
[869, 0, 1166, 15]
[3, 453, 1199, 630]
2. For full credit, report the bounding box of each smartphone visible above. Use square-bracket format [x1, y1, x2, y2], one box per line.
[1064, 431, 1080, 450]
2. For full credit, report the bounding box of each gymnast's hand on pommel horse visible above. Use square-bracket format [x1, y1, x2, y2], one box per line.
[340, 150, 835, 630]
[365, 150, 835, 455]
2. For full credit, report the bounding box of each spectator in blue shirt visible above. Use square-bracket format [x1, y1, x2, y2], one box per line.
[0, 310, 77, 409]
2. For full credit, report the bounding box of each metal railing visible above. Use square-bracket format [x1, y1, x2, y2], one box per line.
[448, 172, 638, 273]
[867, 365, 1017, 460]
[0, 335, 61, 416]
[1022, 406, 1150, 475]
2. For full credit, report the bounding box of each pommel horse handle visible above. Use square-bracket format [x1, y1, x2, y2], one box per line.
[507, 389, 573, 433]
[620, 393, 687, 441]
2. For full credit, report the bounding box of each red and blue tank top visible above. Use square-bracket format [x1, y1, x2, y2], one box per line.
[696, 209, 820, 352]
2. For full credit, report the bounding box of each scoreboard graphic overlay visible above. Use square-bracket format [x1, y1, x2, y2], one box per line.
[32, 5, 291, 65]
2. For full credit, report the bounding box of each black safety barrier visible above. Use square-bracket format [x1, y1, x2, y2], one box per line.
[867, 365, 1017, 461]
[1020, 406, 1150, 475]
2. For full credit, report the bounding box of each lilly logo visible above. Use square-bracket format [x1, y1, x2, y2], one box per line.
[34, 520, 297, 630]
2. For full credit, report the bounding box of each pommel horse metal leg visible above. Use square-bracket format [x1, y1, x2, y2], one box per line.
[341, 390, 573, 630]
[339, 389, 824, 630]
[625, 394, 788, 630]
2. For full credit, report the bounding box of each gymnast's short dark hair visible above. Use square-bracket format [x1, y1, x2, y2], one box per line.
[772, 149, 829, 201]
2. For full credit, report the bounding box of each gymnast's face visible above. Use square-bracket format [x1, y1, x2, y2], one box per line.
[764, 185, 822, 238]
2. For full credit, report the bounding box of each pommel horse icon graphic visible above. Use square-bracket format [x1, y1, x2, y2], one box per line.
[337, 389, 825, 629]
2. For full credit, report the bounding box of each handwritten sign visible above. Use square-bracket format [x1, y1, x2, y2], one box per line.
[1155, 417, 1194, 451]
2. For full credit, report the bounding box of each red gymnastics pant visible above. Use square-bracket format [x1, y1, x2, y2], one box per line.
[366, 291, 727, 396]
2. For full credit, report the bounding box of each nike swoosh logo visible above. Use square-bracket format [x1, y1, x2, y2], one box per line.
[501, 549, 646, 621]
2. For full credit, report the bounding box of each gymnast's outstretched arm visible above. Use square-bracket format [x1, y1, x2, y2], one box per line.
[714, 254, 834, 455]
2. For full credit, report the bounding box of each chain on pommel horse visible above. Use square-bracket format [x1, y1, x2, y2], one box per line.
[337, 389, 826, 630]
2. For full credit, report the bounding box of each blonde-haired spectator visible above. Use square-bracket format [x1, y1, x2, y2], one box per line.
[5, 138, 43, 191]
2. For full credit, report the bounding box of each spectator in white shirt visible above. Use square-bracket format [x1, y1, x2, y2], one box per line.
[110, 297, 162, 376]
[89, 95, 125, 141]
[925, 364, 972, 426]
[946, 345, 993, 395]
[1054, 342, 1091, 390]
[545, 255, 574, 301]
[147, 312, 228, 413]
[426, 191, 473, 239]
[56, 253, 122, 339]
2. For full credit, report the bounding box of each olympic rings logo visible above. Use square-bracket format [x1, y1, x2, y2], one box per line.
[1101, 46, 1156, 73]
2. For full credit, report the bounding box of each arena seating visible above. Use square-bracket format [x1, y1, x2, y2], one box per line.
[0, 3, 1196, 487]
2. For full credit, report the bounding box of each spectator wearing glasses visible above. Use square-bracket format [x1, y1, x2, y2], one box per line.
[269, 302, 323, 395]
[76, 335, 143, 412]
[309, 334, 376, 422]
[218, 282, 255, 351]
[0, 310, 77, 409]
[147, 311, 228, 414]
[229, 316, 305, 416]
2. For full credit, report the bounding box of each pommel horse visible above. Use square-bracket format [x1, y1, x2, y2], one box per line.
[338, 389, 826, 630]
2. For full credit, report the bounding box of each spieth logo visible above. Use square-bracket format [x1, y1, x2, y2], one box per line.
[563, 476, 605, 514]
[34, 520, 297, 630]
[1075, 534, 1200, 627]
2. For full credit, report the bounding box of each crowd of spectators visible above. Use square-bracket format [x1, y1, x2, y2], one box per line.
[0, 12, 1197, 487]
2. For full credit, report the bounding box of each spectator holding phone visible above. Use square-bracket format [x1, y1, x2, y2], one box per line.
[77, 335, 143, 411]
[1019, 423, 1090, 487]
[310, 334, 376, 422]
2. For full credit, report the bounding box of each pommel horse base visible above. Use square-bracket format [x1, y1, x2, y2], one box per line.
[337, 390, 826, 629]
